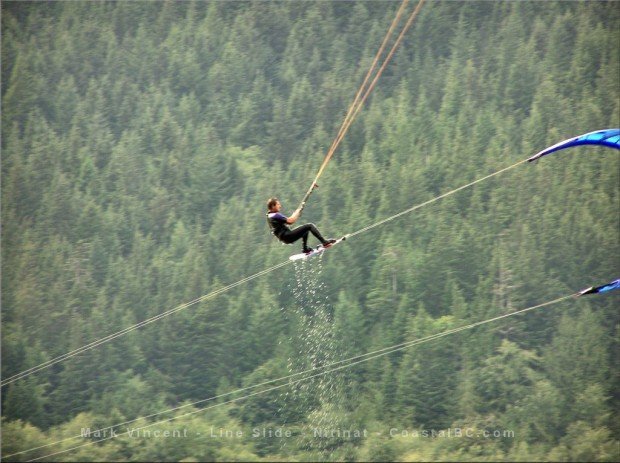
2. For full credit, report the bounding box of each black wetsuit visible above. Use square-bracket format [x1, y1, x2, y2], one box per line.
[267, 212, 327, 249]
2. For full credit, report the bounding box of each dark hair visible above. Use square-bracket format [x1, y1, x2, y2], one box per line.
[267, 197, 279, 211]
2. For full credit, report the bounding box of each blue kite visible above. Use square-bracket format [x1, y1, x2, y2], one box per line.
[578, 279, 620, 296]
[528, 129, 620, 162]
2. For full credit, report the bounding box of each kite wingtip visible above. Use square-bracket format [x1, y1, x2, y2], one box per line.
[527, 152, 543, 163]
[577, 279, 620, 297]
[576, 287, 593, 297]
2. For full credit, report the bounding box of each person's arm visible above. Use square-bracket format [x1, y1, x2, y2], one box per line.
[286, 208, 302, 224]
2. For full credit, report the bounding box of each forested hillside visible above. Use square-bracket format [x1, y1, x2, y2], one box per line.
[2, 1, 619, 461]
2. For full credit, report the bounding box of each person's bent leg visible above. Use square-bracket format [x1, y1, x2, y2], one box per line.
[281, 225, 312, 251]
[282, 224, 331, 250]
[307, 223, 328, 244]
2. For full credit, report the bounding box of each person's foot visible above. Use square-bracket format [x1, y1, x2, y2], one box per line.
[322, 238, 337, 248]
[303, 246, 314, 254]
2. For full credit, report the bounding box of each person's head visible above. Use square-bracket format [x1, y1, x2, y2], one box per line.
[267, 197, 281, 212]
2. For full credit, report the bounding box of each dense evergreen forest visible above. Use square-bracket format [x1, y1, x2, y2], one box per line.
[2, 1, 619, 461]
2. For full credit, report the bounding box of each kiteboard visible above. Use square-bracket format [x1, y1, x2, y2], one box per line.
[289, 235, 348, 261]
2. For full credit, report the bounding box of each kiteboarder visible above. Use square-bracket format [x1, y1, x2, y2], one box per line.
[266, 197, 336, 254]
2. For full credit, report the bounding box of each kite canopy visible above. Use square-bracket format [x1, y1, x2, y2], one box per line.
[578, 279, 620, 296]
[528, 129, 620, 162]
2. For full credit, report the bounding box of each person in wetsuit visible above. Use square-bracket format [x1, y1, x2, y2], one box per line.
[266, 197, 336, 254]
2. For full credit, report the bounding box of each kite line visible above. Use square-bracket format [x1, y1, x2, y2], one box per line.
[0, 260, 293, 387]
[299, 0, 427, 209]
[2, 157, 525, 388]
[11, 289, 599, 461]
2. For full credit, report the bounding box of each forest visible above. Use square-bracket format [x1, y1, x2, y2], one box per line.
[1, 1, 619, 461]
